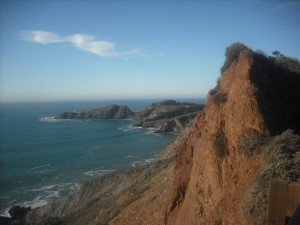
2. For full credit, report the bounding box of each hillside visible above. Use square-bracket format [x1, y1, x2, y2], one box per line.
[55, 100, 203, 133]
[164, 44, 300, 224]
[6, 43, 300, 225]
[135, 100, 204, 133]
[55, 104, 135, 120]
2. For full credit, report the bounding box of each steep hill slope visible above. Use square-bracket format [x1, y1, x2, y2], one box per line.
[164, 46, 300, 224]
[135, 100, 204, 133]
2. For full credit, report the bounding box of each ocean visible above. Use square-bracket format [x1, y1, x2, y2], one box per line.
[0, 99, 202, 216]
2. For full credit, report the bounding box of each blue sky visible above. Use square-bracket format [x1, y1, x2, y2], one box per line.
[0, 0, 300, 102]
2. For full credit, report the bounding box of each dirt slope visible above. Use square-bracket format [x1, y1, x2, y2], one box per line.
[164, 50, 300, 224]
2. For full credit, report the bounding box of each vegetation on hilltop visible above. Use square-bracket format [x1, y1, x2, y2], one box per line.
[153, 100, 198, 106]
[221, 42, 250, 73]
[221, 42, 300, 75]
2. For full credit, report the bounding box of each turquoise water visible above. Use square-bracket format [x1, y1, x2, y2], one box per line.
[0, 99, 201, 216]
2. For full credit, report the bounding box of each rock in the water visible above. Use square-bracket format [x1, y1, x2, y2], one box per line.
[9, 206, 31, 219]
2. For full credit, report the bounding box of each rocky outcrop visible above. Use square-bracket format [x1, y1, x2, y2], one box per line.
[0, 206, 31, 225]
[164, 46, 300, 225]
[138, 113, 197, 133]
[135, 101, 204, 133]
[55, 100, 204, 133]
[55, 104, 135, 119]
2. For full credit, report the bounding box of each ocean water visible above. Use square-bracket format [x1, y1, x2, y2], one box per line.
[0, 99, 202, 216]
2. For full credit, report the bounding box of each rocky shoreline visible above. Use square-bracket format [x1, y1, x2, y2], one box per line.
[55, 100, 204, 133]
[1, 126, 192, 225]
[0, 101, 201, 225]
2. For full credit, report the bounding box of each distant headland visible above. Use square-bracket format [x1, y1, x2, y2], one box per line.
[55, 100, 205, 133]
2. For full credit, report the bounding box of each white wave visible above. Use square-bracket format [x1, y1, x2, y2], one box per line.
[144, 127, 161, 136]
[38, 116, 58, 122]
[118, 124, 142, 132]
[92, 145, 103, 150]
[22, 196, 50, 209]
[28, 184, 57, 192]
[35, 169, 56, 174]
[131, 158, 154, 167]
[29, 164, 51, 171]
[1, 208, 11, 217]
[56, 182, 79, 191]
[0, 196, 10, 199]
[126, 155, 138, 158]
[128, 125, 142, 129]
[69, 183, 81, 191]
[84, 169, 115, 177]
[26, 182, 79, 193]
[0, 182, 80, 217]
[38, 117, 78, 123]
[1, 196, 50, 217]
[28, 164, 56, 175]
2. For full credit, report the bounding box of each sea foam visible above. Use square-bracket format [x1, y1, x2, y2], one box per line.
[83, 169, 115, 177]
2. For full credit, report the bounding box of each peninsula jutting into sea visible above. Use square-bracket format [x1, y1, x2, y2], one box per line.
[54, 100, 205, 133]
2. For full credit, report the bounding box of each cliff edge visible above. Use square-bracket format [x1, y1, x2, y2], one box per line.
[135, 100, 204, 133]
[164, 44, 300, 225]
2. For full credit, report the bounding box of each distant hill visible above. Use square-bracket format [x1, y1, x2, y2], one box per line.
[135, 100, 204, 133]
[55, 104, 135, 119]
[55, 100, 204, 133]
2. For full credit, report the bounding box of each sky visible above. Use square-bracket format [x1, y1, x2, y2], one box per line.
[0, 0, 300, 102]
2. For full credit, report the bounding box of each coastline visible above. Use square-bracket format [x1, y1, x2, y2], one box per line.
[0, 100, 183, 217]
[22, 125, 191, 225]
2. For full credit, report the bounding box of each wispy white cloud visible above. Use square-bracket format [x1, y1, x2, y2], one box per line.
[19, 30, 64, 44]
[19, 30, 141, 58]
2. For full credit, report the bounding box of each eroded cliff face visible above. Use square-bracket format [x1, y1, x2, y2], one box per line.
[164, 51, 300, 224]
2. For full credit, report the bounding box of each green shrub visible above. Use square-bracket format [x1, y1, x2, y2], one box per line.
[255, 49, 268, 59]
[273, 55, 300, 74]
[221, 42, 250, 73]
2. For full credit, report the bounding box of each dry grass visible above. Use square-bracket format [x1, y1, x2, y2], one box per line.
[246, 130, 300, 225]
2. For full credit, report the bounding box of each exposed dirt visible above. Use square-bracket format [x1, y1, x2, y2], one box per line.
[163, 51, 300, 225]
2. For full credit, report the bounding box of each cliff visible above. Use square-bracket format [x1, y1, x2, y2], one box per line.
[22, 44, 300, 225]
[135, 101, 204, 133]
[164, 46, 300, 224]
